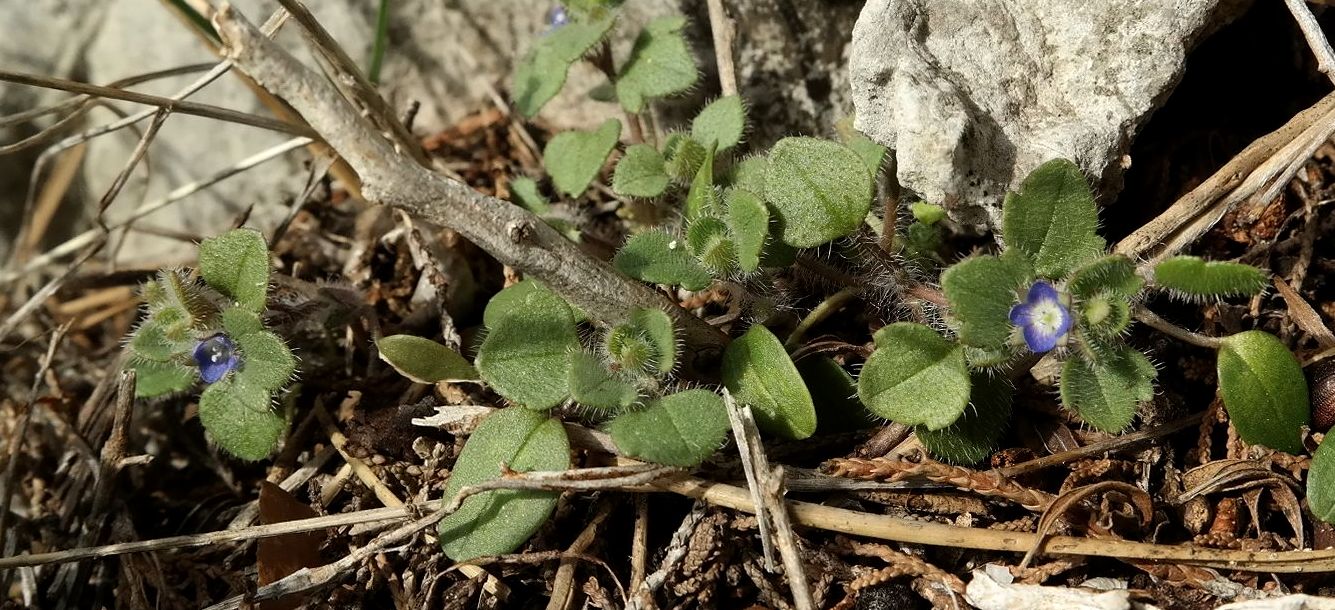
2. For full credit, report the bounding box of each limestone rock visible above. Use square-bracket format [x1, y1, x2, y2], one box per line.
[849, 0, 1248, 226]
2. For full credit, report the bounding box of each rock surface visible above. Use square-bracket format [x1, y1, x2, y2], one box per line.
[849, 0, 1248, 226]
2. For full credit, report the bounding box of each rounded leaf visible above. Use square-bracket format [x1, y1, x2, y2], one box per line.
[686, 216, 734, 273]
[544, 119, 621, 198]
[626, 307, 677, 376]
[1068, 254, 1143, 300]
[917, 373, 1013, 465]
[477, 294, 580, 410]
[377, 335, 478, 383]
[508, 176, 550, 214]
[940, 252, 1033, 349]
[234, 330, 297, 393]
[857, 322, 970, 430]
[726, 189, 769, 273]
[221, 307, 264, 338]
[615, 16, 698, 112]
[612, 144, 670, 198]
[1217, 331, 1309, 453]
[799, 356, 874, 434]
[1308, 437, 1335, 525]
[198, 378, 285, 460]
[567, 350, 637, 412]
[721, 325, 817, 439]
[438, 408, 571, 560]
[683, 145, 718, 221]
[513, 13, 615, 118]
[199, 228, 271, 313]
[131, 358, 197, 398]
[1152, 256, 1268, 300]
[691, 95, 745, 152]
[1001, 159, 1105, 278]
[613, 231, 713, 291]
[607, 390, 728, 467]
[1059, 348, 1155, 432]
[765, 137, 873, 248]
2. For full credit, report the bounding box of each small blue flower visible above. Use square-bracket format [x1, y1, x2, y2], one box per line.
[193, 334, 240, 384]
[1009, 281, 1072, 353]
[545, 5, 569, 31]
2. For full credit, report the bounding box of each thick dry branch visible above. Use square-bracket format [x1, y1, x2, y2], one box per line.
[212, 5, 728, 372]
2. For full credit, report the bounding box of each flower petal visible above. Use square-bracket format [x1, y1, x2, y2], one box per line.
[193, 335, 240, 384]
[1009, 302, 1032, 325]
[1023, 322, 1060, 353]
[1027, 280, 1060, 305]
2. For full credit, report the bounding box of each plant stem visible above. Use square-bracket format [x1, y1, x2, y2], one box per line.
[1133, 307, 1223, 349]
[785, 286, 862, 349]
[368, 0, 392, 85]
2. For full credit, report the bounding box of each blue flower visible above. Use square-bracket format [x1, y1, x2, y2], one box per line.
[1009, 281, 1072, 353]
[545, 5, 569, 31]
[193, 334, 240, 384]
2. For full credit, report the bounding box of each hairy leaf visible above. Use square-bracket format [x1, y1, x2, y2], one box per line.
[484, 280, 552, 329]
[727, 155, 767, 197]
[941, 252, 1033, 349]
[616, 16, 698, 112]
[909, 202, 946, 225]
[1308, 437, 1335, 525]
[683, 145, 718, 221]
[567, 351, 638, 412]
[614, 231, 713, 291]
[234, 330, 297, 393]
[722, 325, 818, 439]
[1067, 254, 1142, 300]
[625, 307, 677, 376]
[726, 189, 768, 273]
[691, 95, 745, 152]
[1217, 331, 1309, 453]
[221, 307, 264, 338]
[544, 118, 621, 198]
[664, 133, 707, 181]
[1152, 256, 1268, 299]
[612, 144, 670, 198]
[508, 176, 550, 214]
[477, 292, 580, 410]
[513, 13, 615, 117]
[607, 390, 728, 467]
[765, 137, 873, 248]
[686, 216, 734, 273]
[377, 335, 478, 383]
[199, 228, 271, 313]
[198, 378, 285, 460]
[131, 358, 196, 398]
[1059, 347, 1155, 432]
[1002, 159, 1104, 278]
[129, 319, 180, 362]
[799, 356, 874, 434]
[438, 408, 570, 560]
[857, 322, 970, 430]
[917, 373, 1013, 465]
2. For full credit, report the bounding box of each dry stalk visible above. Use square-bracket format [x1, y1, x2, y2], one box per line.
[825, 457, 1054, 511]
[842, 539, 965, 594]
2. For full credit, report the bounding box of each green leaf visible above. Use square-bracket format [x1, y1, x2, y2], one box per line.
[199, 228, 271, 313]
[233, 330, 297, 393]
[691, 95, 745, 152]
[438, 408, 571, 560]
[1308, 437, 1335, 525]
[940, 252, 1034, 349]
[377, 335, 478, 383]
[544, 119, 621, 198]
[607, 390, 728, 467]
[799, 356, 874, 434]
[1217, 331, 1309, 453]
[221, 307, 263, 338]
[1059, 347, 1155, 432]
[683, 145, 718, 221]
[198, 378, 285, 460]
[1078, 295, 1131, 339]
[615, 16, 698, 113]
[605, 325, 656, 374]
[1001, 159, 1105, 278]
[484, 280, 553, 329]
[721, 325, 817, 439]
[145, 269, 214, 335]
[131, 358, 196, 397]
[765, 137, 873, 248]
[835, 116, 886, 176]
[917, 373, 1013, 465]
[625, 307, 677, 376]
[727, 155, 767, 198]
[513, 13, 616, 118]
[663, 133, 707, 181]
[614, 231, 713, 291]
[909, 202, 945, 225]
[567, 351, 638, 412]
[726, 189, 769, 273]
[1152, 256, 1268, 299]
[1068, 254, 1143, 300]
[129, 319, 179, 362]
[612, 144, 670, 198]
[686, 216, 735, 274]
[857, 322, 970, 430]
[509, 176, 550, 214]
[477, 293, 580, 410]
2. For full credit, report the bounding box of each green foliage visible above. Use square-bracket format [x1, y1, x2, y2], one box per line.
[722, 325, 818, 439]
[198, 378, 286, 461]
[513, 13, 616, 117]
[607, 390, 728, 467]
[476, 288, 580, 410]
[835, 116, 886, 176]
[612, 144, 670, 198]
[377, 335, 478, 383]
[940, 252, 1033, 349]
[199, 228, 270, 312]
[233, 329, 297, 393]
[1152, 256, 1268, 299]
[615, 307, 678, 376]
[1078, 295, 1131, 339]
[726, 189, 768, 273]
[691, 95, 746, 152]
[909, 202, 945, 225]
[683, 145, 718, 221]
[616, 16, 698, 112]
[663, 133, 707, 181]
[614, 231, 712, 291]
[857, 323, 970, 430]
[1067, 255, 1142, 300]
[131, 359, 196, 398]
[509, 176, 551, 214]
[545, 118, 621, 198]
[686, 216, 734, 273]
[799, 356, 874, 434]
[1059, 347, 1155, 432]
[1002, 159, 1104, 278]
[765, 137, 873, 248]
[483, 280, 547, 328]
[1309, 438, 1335, 525]
[438, 408, 571, 560]
[727, 156, 767, 198]
[1216, 331, 1309, 453]
[917, 374, 1013, 465]
[567, 351, 638, 412]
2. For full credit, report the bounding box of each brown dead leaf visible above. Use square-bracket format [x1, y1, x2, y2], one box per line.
[257, 481, 325, 610]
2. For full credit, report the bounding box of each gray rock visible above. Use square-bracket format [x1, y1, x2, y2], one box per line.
[849, 0, 1248, 226]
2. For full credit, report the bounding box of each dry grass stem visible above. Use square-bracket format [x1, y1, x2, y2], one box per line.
[825, 458, 1055, 511]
